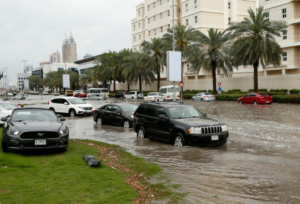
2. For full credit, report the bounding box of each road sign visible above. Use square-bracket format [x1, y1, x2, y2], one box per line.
[218, 87, 222, 91]
[179, 82, 184, 87]
[218, 82, 222, 87]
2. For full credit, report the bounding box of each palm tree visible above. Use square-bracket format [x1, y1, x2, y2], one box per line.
[141, 38, 166, 91]
[80, 69, 98, 89]
[189, 28, 233, 94]
[123, 52, 155, 91]
[162, 25, 200, 83]
[27, 75, 42, 91]
[227, 6, 287, 92]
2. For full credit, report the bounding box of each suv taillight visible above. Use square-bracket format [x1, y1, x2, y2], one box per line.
[48, 101, 49, 105]
[133, 115, 136, 121]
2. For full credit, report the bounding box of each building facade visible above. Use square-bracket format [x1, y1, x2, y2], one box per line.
[62, 34, 77, 63]
[50, 51, 61, 63]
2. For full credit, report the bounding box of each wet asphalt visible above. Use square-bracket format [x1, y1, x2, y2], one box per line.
[6, 94, 300, 204]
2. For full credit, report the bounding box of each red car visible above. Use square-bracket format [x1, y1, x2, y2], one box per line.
[74, 92, 87, 98]
[238, 92, 272, 105]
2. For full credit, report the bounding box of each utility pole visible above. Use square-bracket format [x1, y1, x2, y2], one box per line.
[172, 0, 176, 101]
[22, 60, 27, 95]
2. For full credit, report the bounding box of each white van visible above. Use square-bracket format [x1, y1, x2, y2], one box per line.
[87, 88, 109, 97]
[159, 85, 180, 101]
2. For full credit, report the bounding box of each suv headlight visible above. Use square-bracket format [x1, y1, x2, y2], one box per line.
[221, 125, 228, 132]
[59, 127, 67, 135]
[188, 127, 202, 134]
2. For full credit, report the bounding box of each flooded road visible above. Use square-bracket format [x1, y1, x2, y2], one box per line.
[8, 95, 300, 203]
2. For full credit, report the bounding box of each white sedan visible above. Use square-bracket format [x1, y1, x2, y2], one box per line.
[0, 102, 17, 122]
[144, 92, 164, 102]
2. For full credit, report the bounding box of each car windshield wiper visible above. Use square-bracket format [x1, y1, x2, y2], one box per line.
[13, 120, 23, 122]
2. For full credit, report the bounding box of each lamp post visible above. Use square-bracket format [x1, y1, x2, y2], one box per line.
[172, 0, 176, 101]
[22, 60, 27, 95]
[4, 67, 8, 100]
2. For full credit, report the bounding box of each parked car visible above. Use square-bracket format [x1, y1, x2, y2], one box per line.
[7, 92, 13, 96]
[144, 92, 164, 102]
[74, 92, 87, 98]
[1, 107, 69, 152]
[191, 92, 215, 102]
[83, 94, 107, 100]
[48, 97, 94, 117]
[133, 102, 228, 147]
[113, 92, 125, 98]
[52, 91, 60, 96]
[42, 90, 49, 95]
[238, 92, 272, 105]
[13, 94, 26, 100]
[73, 90, 84, 96]
[0, 102, 17, 123]
[65, 90, 73, 96]
[159, 85, 180, 101]
[93, 103, 138, 128]
[124, 91, 144, 99]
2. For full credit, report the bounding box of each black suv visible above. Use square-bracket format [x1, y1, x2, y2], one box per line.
[133, 102, 228, 147]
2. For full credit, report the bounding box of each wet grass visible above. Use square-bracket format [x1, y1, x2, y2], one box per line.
[0, 129, 185, 203]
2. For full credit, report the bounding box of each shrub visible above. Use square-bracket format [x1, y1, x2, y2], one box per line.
[289, 89, 300, 94]
[182, 93, 196, 99]
[272, 95, 300, 103]
[248, 89, 268, 92]
[267, 92, 287, 96]
[269, 89, 288, 93]
[215, 94, 245, 101]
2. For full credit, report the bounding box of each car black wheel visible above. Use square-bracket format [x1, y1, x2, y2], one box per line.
[201, 99, 204, 102]
[50, 108, 56, 113]
[254, 101, 258, 105]
[69, 109, 76, 117]
[123, 120, 130, 128]
[239, 100, 243, 104]
[96, 117, 102, 125]
[1, 134, 8, 153]
[131, 97, 134, 99]
[174, 133, 185, 147]
[137, 126, 146, 139]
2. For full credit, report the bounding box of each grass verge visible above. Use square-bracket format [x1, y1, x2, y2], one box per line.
[0, 129, 185, 203]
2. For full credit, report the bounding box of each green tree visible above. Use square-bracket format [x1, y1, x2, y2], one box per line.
[141, 38, 166, 91]
[227, 6, 287, 92]
[189, 28, 233, 94]
[27, 75, 43, 91]
[79, 69, 98, 89]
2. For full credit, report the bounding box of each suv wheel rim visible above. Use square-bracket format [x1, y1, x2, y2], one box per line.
[138, 129, 144, 139]
[97, 118, 102, 125]
[70, 111, 75, 117]
[123, 121, 130, 128]
[174, 136, 183, 147]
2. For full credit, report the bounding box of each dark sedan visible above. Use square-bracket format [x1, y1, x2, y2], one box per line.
[1, 108, 69, 152]
[93, 103, 138, 128]
[113, 92, 125, 98]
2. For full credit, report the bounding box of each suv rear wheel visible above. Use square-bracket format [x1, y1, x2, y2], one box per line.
[174, 133, 185, 147]
[137, 126, 146, 139]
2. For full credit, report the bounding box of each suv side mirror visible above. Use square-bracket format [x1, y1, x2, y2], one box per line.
[203, 113, 207, 117]
[1, 117, 7, 121]
[64, 102, 69, 105]
[158, 115, 168, 119]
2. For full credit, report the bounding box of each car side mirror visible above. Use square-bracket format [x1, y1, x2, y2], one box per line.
[60, 117, 65, 121]
[158, 115, 168, 119]
[203, 113, 207, 117]
[64, 102, 69, 105]
[1, 117, 7, 121]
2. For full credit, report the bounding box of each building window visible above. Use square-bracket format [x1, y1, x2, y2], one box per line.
[138, 11, 140, 16]
[168, 24, 170, 28]
[195, 16, 198, 23]
[228, 18, 231, 24]
[153, 2, 155, 8]
[168, 10, 170, 16]
[178, 8, 180, 13]
[139, 23, 140, 28]
[154, 15, 156, 21]
[283, 31, 287, 40]
[266, 12, 269, 21]
[187, 64, 190, 71]
[283, 52, 287, 61]
[282, 8, 286, 18]
[148, 5, 150, 11]
[160, 0, 162, 5]
[266, 0, 269, 1]
[154, 29, 156, 35]
[194, 0, 197, 7]
[228, 2, 230, 9]
[134, 36, 136, 41]
[148, 18, 150, 24]
[139, 35, 141, 40]
[186, 3, 188, 11]
[134, 25, 135, 30]
[186, 19, 189, 26]
[161, 27, 163, 32]
[160, 13, 163, 19]
[149, 31, 150, 36]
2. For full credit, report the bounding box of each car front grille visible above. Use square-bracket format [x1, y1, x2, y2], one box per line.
[20, 132, 59, 139]
[82, 107, 92, 110]
[201, 126, 222, 134]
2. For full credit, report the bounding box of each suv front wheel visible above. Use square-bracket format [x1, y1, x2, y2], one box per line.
[137, 126, 146, 139]
[69, 109, 76, 117]
[174, 133, 185, 147]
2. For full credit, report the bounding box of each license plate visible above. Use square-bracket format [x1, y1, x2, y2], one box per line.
[35, 139, 46, 145]
[266, 101, 270, 103]
[211, 135, 219, 141]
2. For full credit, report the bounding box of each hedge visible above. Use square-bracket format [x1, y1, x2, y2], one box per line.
[248, 89, 268, 92]
[269, 89, 288, 93]
[272, 95, 300, 103]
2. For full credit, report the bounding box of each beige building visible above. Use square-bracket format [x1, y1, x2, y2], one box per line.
[127, 0, 300, 92]
[62, 34, 77, 63]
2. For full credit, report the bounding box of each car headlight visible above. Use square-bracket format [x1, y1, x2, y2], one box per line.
[7, 129, 19, 135]
[78, 106, 85, 109]
[188, 127, 202, 134]
[221, 125, 228, 132]
[59, 127, 67, 135]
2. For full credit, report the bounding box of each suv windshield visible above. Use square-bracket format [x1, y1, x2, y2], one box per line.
[167, 106, 204, 118]
[68, 98, 86, 104]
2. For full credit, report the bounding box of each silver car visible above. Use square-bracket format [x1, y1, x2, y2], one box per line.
[191, 92, 215, 102]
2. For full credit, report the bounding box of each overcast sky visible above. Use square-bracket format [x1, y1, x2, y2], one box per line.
[0, 0, 141, 85]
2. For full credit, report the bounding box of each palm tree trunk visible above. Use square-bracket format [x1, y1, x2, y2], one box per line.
[157, 71, 160, 92]
[127, 80, 130, 92]
[212, 61, 217, 94]
[113, 78, 116, 92]
[139, 75, 142, 91]
[253, 60, 259, 92]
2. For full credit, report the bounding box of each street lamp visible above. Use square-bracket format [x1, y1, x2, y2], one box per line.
[4, 67, 8, 100]
[22, 60, 27, 95]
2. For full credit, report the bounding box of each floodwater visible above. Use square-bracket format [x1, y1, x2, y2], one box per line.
[7, 95, 300, 203]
